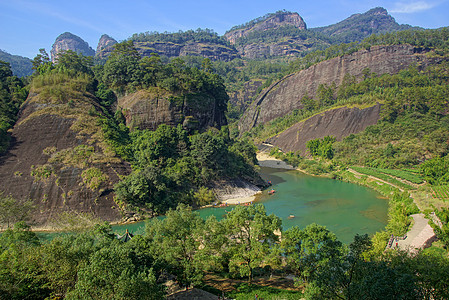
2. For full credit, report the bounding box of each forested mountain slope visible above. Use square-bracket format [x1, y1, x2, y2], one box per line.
[0, 46, 263, 226]
[312, 7, 418, 43]
[0, 50, 33, 77]
[240, 29, 449, 162]
[239, 43, 439, 133]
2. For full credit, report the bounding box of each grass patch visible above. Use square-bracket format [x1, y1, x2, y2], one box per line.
[81, 167, 109, 191]
[375, 168, 424, 184]
[227, 283, 302, 300]
[351, 166, 415, 190]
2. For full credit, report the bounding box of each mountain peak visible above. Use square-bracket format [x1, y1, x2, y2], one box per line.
[95, 34, 118, 59]
[312, 7, 415, 43]
[225, 11, 306, 44]
[50, 32, 95, 62]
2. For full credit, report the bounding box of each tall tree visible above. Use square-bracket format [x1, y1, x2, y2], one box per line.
[222, 204, 282, 283]
[145, 204, 206, 287]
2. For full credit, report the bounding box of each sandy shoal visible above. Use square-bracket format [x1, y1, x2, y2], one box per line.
[257, 152, 294, 170]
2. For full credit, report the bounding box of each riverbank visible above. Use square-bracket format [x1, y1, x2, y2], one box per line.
[257, 151, 440, 251]
[216, 153, 294, 205]
[257, 153, 294, 170]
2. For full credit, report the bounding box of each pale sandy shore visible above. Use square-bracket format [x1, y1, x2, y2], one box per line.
[257, 152, 294, 170]
[221, 153, 293, 205]
[221, 193, 261, 205]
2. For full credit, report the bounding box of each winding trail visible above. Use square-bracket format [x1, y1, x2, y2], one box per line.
[396, 214, 436, 252]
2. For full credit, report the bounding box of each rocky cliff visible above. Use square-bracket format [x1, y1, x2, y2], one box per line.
[239, 44, 437, 133]
[225, 11, 306, 44]
[118, 89, 227, 131]
[0, 83, 128, 226]
[224, 11, 316, 59]
[51, 32, 96, 62]
[133, 41, 239, 61]
[95, 34, 117, 59]
[267, 104, 381, 154]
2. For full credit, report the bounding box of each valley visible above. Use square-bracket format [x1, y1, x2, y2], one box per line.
[0, 5, 448, 299]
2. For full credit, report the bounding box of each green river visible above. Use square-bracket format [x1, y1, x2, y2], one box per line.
[110, 167, 388, 244]
[36, 167, 388, 244]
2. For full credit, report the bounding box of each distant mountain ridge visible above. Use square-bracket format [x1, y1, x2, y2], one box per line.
[7, 7, 425, 76]
[311, 7, 420, 43]
[0, 50, 33, 77]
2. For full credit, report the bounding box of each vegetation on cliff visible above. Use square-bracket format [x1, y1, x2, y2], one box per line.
[0, 60, 28, 153]
[0, 50, 33, 77]
[129, 28, 230, 47]
[311, 7, 418, 44]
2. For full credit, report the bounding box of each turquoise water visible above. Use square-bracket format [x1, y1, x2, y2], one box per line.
[112, 167, 388, 244]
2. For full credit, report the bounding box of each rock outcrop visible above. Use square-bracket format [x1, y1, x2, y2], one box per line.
[118, 89, 227, 131]
[267, 104, 381, 154]
[225, 11, 307, 44]
[51, 32, 95, 62]
[239, 44, 437, 133]
[0, 86, 128, 226]
[95, 34, 117, 59]
[228, 79, 263, 111]
[134, 41, 239, 62]
[224, 11, 312, 59]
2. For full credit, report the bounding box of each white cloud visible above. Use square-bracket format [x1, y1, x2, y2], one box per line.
[390, 1, 436, 13]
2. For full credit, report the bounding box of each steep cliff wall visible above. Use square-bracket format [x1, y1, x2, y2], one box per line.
[134, 41, 239, 62]
[239, 44, 436, 133]
[0, 89, 129, 226]
[225, 12, 306, 44]
[267, 104, 381, 154]
[118, 89, 227, 131]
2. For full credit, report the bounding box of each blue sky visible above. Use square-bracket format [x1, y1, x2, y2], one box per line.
[1, 0, 448, 58]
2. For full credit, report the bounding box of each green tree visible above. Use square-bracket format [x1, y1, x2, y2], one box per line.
[145, 204, 206, 287]
[102, 41, 141, 93]
[281, 224, 342, 284]
[0, 193, 34, 229]
[0, 222, 46, 299]
[222, 204, 282, 283]
[67, 243, 164, 299]
[33, 48, 51, 73]
[55, 50, 93, 75]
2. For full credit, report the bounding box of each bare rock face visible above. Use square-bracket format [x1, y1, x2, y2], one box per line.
[267, 104, 381, 154]
[0, 89, 128, 226]
[134, 41, 239, 62]
[235, 41, 308, 59]
[51, 32, 95, 62]
[118, 89, 227, 131]
[239, 44, 438, 133]
[95, 34, 117, 59]
[225, 12, 307, 44]
[228, 80, 263, 111]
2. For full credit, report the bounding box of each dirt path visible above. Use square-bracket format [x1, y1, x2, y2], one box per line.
[396, 214, 436, 252]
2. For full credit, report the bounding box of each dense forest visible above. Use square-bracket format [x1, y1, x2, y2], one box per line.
[128, 28, 230, 47]
[0, 61, 28, 154]
[0, 50, 33, 77]
[1, 204, 448, 299]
